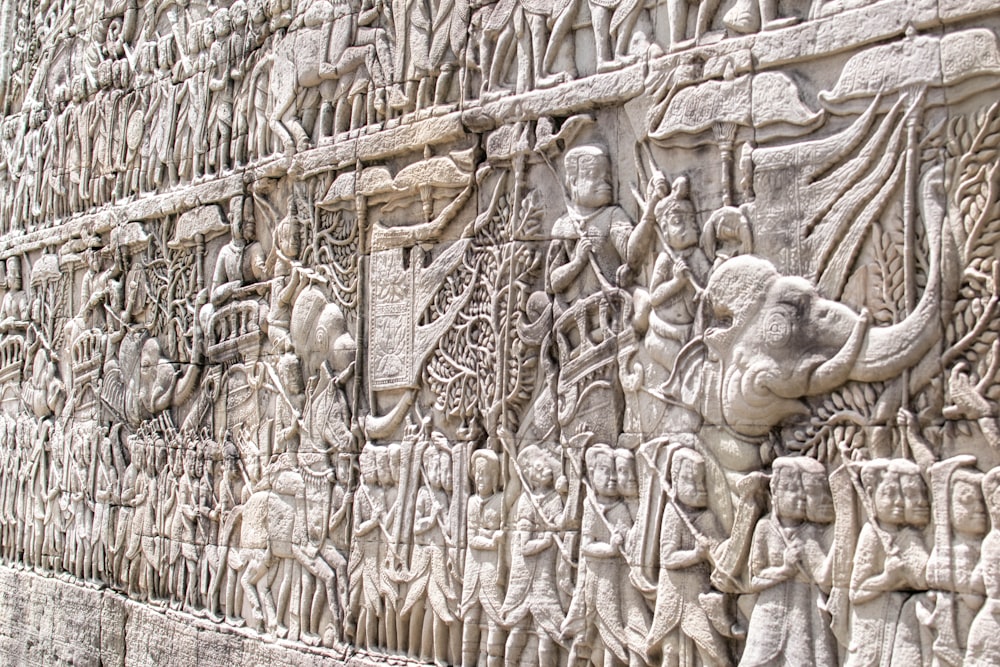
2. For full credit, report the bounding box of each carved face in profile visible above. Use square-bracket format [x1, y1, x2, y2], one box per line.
[873, 471, 905, 527]
[337, 456, 353, 486]
[615, 450, 638, 500]
[376, 448, 391, 486]
[185, 448, 203, 479]
[566, 147, 613, 211]
[439, 451, 453, 493]
[587, 448, 618, 499]
[674, 453, 707, 509]
[423, 448, 441, 489]
[278, 354, 303, 395]
[526, 450, 556, 492]
[214, 9, 231, 39]
[952, 472, 988, 537]
[772, 464, 806, 522]
[276, 215, 301, 258]
[360, 448, 378, 484]
[984, 470, 1000, 530]
[231, 1, 248, 27]
[802, 470, 835, 524]
[899, 471, 930, 527]
[473, 455, 500, 498]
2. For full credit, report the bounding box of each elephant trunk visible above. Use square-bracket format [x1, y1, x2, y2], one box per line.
[363, 389, 416, 440]
[850, 166, 954, 383]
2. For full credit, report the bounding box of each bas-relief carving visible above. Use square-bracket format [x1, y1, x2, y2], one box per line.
[3, 0, 1000, 665]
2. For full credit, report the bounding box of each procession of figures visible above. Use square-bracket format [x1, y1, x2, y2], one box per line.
[2, 0, 1000, 665]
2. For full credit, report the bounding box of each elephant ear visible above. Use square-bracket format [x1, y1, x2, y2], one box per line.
[664, 338, 708, 408]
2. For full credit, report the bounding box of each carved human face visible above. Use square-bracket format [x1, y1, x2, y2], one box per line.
[439, 452, 453, 492]
[337, 457, 352, 485]
[87, 248, 103, 273]
[773, 467, 806, 522]
[664, 210, 698, 251]
[675, 457, 707, 509]
[424, 451, 440, 489]
[140, 340, 160, 375]
[278, 218, 300, 257]
[232, 2, 248, 27]
[900, 472, 930, 527]
[527, 453, 555, 492]
[5, 261, 20, 290]
[615, 452, 638, 499]
[360, 450, 377, 484]
[189, 449, 204, 479]
[376, 449, 392, 486]
[214, 11, 231, 39]
[952, 477, 988, 537]
[589, 451, 618, 499]
[987, 481, 1000, 529]
[803, 471, 835, 524]
[570, 154, 613, 210]
[474, 458, 498, 497]
[279, 356, 303, 394]
[241, 215, 257, 243]
[202, 21, 215, 49]
[874, 472, 905, 526]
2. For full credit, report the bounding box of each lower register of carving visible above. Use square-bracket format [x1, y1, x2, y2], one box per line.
[1, 0, 1000, 664]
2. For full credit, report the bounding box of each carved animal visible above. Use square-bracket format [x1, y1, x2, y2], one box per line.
[287, 283, 355, 383]
[689, 167, 954, 437]
[262, 0, 371, 153]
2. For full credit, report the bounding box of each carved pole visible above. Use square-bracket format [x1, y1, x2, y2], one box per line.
[714, 121, 738, 207]
[900, 88, 924, 417]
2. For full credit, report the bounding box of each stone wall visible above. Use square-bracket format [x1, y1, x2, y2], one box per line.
[1, 0, 1000, 664]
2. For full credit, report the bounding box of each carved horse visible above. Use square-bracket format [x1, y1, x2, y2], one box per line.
[264, 0, 381, 154]
[212, 475, 346, 640]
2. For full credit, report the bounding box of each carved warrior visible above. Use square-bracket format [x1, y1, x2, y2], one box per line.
[5, 2, 1000, 666]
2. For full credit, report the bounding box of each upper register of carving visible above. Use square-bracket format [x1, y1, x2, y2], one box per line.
[3, 0, 1000, 665]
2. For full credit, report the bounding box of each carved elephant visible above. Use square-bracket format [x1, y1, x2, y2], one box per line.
[691, 166, 955, 438]
[288, 283, 355, 383]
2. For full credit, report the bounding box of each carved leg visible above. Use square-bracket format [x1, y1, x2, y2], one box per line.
[590, 5, 613, 72]
[462, 608, 482, 666]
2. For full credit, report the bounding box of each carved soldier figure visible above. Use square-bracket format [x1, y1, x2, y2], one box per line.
[460, 449, 505, 667]
[199, 195, 269, 344]
[646, 446, 730, 666]
[564, 443, 649, 667]
[630, 174, 711, 373]
[741, 457, 837, 666]
[967, 466, 1000, 665]
[381, 442, 404, 651]
[349, 444, 387, 649]
[402, 438, 460, 663]
[927, 458, 988, 664]
[847, 459, 932, 666]
[502, 444, 568, 667]
[266, 203, 303, 350]
[547, 144, 634, 316]
[0, 256, 29, 334]
[207, 8, 236, 175]
[272, 352, 305, 462]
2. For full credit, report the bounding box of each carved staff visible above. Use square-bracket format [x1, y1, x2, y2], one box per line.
[497, 434, 577, 564]
[630, 144, 704, 296]
[636, 445, 719, 565]
[829, 430, 900, 559]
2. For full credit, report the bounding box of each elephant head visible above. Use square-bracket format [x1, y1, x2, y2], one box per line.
[697, 166, 950, 437]
[288, 283, 356, 382]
